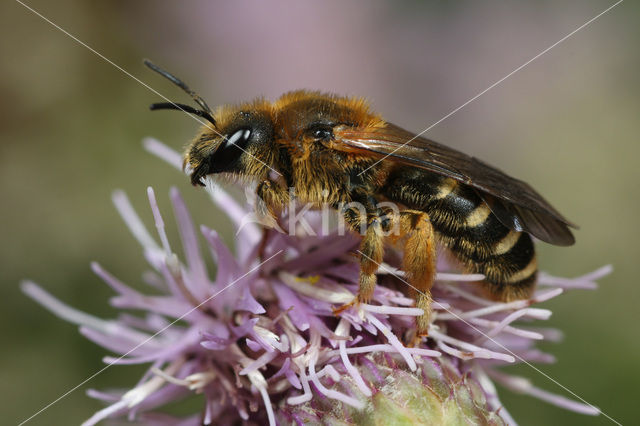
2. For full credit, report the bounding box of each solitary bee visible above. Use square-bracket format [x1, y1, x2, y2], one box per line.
[145, 60, 575, 337]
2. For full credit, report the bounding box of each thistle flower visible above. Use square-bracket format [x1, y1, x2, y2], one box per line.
[22, 138, 610, 425]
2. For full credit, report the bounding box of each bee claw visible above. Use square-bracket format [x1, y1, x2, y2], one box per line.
[406, 331, 429, 347]
[333, 298, 358, 315]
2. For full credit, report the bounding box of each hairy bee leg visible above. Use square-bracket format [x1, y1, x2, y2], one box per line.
[256, 178, 289, 232]
[398, 210, 437, 337]
[256, 179, 288, 223]
[333, 210, 385, 315]
[255, 179, 289, 259]
[357, 218, 384, 303]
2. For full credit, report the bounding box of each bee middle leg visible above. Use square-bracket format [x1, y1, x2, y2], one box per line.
[333, 206, 385, 314]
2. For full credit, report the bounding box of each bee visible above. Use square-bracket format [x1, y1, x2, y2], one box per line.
[145, 60, 576, 338]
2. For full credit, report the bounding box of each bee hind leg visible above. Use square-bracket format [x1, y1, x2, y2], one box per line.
[396, 210, 437, 340]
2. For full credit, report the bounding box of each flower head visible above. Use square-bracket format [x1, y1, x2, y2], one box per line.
[22, 138, 610, 425]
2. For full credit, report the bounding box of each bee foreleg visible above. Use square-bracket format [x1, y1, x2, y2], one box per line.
[397, 210, 437, 337]
[255, 179, 289, 259]
[256, 178, 289, 226]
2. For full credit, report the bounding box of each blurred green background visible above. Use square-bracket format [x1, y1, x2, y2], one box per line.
[1, 0, 638, 424]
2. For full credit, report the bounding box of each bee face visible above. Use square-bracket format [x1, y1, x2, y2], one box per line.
[185, 105, 275, 186]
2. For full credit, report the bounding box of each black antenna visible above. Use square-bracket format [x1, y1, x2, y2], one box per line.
[149, 102, 217, 125]
[144, 59, 216, 126]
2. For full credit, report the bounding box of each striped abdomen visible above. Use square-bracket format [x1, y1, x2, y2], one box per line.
[383, 169, 537, 301]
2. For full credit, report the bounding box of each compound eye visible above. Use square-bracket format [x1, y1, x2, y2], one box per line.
[224, 129, 251, 149]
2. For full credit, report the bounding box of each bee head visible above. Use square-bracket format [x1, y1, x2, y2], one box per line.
[144, 60, 276, 186]
[145, 59, 383, 188]
[185, 106, 275, 186]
